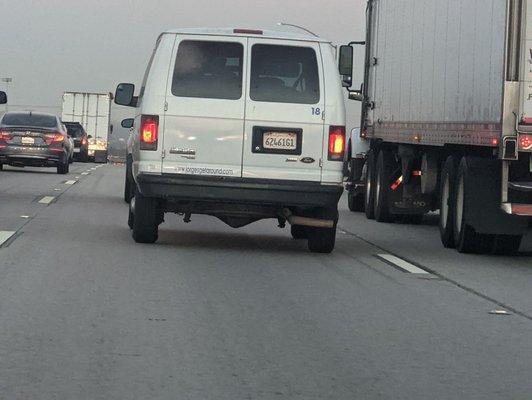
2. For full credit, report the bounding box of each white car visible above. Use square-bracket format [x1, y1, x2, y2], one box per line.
[115, 28, 346, 253]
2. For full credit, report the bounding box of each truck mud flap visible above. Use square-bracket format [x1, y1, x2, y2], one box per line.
[464, 157, 528, 235]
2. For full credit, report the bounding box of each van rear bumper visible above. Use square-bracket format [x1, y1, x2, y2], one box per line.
[136, 173, 343, 208]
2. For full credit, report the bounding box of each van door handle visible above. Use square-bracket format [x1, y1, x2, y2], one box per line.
[170, 148, 196, 155]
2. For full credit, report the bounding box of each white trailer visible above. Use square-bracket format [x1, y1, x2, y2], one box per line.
[61, 92, 112, 163]
[341, 0, 532, 254]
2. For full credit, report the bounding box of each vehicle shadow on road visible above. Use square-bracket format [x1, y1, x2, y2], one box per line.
[157, 229, 307, 254]
[2, 167, 59, 175]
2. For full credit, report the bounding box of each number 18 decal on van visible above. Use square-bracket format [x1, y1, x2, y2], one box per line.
[115, 28, 346, 253]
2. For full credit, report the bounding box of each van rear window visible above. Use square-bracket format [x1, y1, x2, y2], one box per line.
[171, 40, 243, 100]
[250, 44, 320, 104]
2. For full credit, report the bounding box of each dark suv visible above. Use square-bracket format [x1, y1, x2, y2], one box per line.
[64, 121, 89, 162]
[0, 111, 73, 174]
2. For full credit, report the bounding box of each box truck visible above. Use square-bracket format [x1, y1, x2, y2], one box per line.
[61, 92, 112, 163]
[341, 0, 532, 254]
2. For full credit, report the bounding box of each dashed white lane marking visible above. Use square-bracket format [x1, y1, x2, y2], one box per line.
[376, 254, 430, 274]
[65, 180, 77, 185]
[54, 188, 61, 191]
[20, 215, 30, 219]
[38, 196, 55, 204]
[81, 172, 89, 175]
[0, 231, 16, 246]
[75, 176, 80, 179]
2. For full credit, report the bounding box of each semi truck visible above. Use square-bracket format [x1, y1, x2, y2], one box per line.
[340, 0, 532, 254]
[61, 92, 112, 163]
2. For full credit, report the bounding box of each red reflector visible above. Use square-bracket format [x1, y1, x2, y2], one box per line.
[412, 170, 422, 177]
[391, 176, 403, 191]
[521, 117, 532, 125]
[140, 115, 159, 150]
[233, 29, 263, 35]
[519, 134, 532, 150]
[328, 126, 345, 161]
[491, 138, 499, 146]
[511, 204, 532, 216]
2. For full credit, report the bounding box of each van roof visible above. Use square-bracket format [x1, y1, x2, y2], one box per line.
[163, 28, 332, 44]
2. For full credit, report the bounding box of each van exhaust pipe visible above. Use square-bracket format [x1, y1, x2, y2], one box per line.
[282, 209, 335, 228]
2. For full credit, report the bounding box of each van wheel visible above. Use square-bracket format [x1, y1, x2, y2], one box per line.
[291, 225, 308, 240]
[374, 149, 396, 223]
[492, 235, 522, 255]
[132, 191, 159, 243]
[439, 156, 457, 248]
[307, 208, 338, 254]
[364, 150, 376, 219]
[124, 155, 134, 203]
[348, 191, 364, 212]
[57, 160, 69, 174]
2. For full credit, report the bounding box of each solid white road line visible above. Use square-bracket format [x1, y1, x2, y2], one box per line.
[65, 180, 77, 185]
[376, 254, 430, 274]
[0, 231, 16, 246]
[38, 196, 55, 204]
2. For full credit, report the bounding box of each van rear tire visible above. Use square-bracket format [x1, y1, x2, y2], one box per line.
[307, 208, 338, 254]
[132, 191, 159, 244]
[348, 191, 364, 212]
[291, 225, 308, 240]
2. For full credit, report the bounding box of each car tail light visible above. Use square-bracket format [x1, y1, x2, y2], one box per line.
[140, 115, 158, 151]
[0, 130, 13, 141]
[328, 126, 346, 161]
[81, 137, 87, 145]
[519, 134, 532, 150]
[44, 133, 65, 145]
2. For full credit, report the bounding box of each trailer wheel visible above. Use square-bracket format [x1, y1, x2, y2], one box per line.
[348, 191, 364, 212]
[492, 235, 522, 255]
[364, 150, 376, 219]
[439, 156, 457, 248]
[374, 149, 396, 223]
[453, 157, 495, 253]
[307, 208, 338, 254]
[132, 191, 159, 244]
[291, 225, 308, 240]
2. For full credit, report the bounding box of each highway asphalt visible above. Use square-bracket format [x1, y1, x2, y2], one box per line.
[0, 163, 531, 399]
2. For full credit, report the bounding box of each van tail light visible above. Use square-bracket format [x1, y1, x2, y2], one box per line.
[328, 126, 346, 161]
[0, 130, 13, 141]
[44, 133, 65, 145]
[519, 134, 532, 151]
[521, 117, 532, 125]
[140, 115, 159, 151]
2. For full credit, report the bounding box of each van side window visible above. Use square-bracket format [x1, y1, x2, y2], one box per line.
[171, 41, 244, 100]
[250, 44, 320, 104]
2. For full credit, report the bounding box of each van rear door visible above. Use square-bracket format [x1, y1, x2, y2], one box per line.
[242, 39, 325, 182]
[162, 35, 247, 177]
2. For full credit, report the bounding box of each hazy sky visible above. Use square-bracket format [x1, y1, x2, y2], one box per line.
[1, 0, 366, 130]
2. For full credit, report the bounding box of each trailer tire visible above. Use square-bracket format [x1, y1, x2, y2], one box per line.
[291, 225, 308, 240]
[364, 150, 376, 220]
[132, 191, 159, 244]
[492, 235, 522, 255]
[374, 149, 396, 223]
[307, 208, 338, 254]
[348, 191, 364, 212]
[453, 157, 494, 254]
[439, 156, 457, 248]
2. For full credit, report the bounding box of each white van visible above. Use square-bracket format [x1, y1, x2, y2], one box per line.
[115, 28, 346, 253]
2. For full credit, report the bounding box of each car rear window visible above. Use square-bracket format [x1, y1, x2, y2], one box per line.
[2, 113, 57, 128]
[65, 125, 84, 137]
[171, 40, 244, 100]
[250, 44, 320, 104]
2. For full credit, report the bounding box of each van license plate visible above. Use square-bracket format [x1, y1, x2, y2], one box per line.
[263, 132, 297, 151]
[21, 137, 34, 145]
